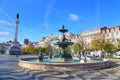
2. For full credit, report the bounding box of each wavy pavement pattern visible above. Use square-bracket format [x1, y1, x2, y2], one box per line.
[0, 55, 120, 80]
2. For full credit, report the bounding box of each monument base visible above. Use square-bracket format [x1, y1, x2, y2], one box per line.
[6, 42, 22, 55]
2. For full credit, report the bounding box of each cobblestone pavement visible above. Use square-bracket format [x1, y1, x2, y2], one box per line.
[0, 55, 120, 80]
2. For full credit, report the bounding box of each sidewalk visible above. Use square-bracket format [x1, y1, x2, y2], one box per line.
[0, 54, 120, 80]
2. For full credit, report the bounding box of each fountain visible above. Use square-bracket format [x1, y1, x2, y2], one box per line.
[53, 25, 73, 62]
[19, 25, 110, 71]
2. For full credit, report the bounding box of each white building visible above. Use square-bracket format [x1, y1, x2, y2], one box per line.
[80, 28, 102, 46]
[102, 26, 120, 45]
[23, 25, 120, 51]
[79, 25, 120, 48]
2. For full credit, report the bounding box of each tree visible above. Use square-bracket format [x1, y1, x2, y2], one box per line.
[117, 39, 120, 49]
[91, 34, 106, 50]
[22, 45, 35, 54]
[34, 47, 42, 55]
[103, 42, 117, 57]
[45, 45, 51, 55]
[72, 43, 82, 53]
[22, 45, 52, 55]
[91, 39, 99, 50]
[22, 47, 27, 54]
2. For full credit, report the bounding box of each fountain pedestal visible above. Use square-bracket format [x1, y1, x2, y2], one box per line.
[54, 25, 73, 62]
[54, 53, 72, 62]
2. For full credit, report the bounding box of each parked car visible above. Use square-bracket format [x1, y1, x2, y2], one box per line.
[113, 51, 120, 58]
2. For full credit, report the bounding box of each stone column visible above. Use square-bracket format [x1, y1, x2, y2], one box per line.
[6, 14, 22, 55]
[13, 14, 19, 43]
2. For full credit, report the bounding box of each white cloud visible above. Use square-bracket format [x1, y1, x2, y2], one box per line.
[44, 0, 56, 28]
[0, 31, 10, 36]
[69, 13, 79, 21]
[0, 20, 13, 26]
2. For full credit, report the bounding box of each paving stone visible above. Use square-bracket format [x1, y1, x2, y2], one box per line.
[0, 55, 120, 80]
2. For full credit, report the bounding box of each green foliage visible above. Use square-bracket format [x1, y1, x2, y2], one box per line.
[117, 39, 120, 49]
[22, 45, 35, 54]
[34, 47, 41, 54]
[91, 34, 105, 50]
[72, 43, 82, 53]
[44, 45, 51, 54]
[85, 47, 94, 52]
[22, 45, 51, 55]
[40, 47, 46, 53]
[91, 40, 99, 50]
[103, 42, 117, 53]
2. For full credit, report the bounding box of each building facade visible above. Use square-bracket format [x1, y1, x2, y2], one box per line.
[22, 25, 120, 51]
[102, 26, 120, 46]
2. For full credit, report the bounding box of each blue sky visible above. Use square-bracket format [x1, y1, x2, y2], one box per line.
[0, 0, 120, 44]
